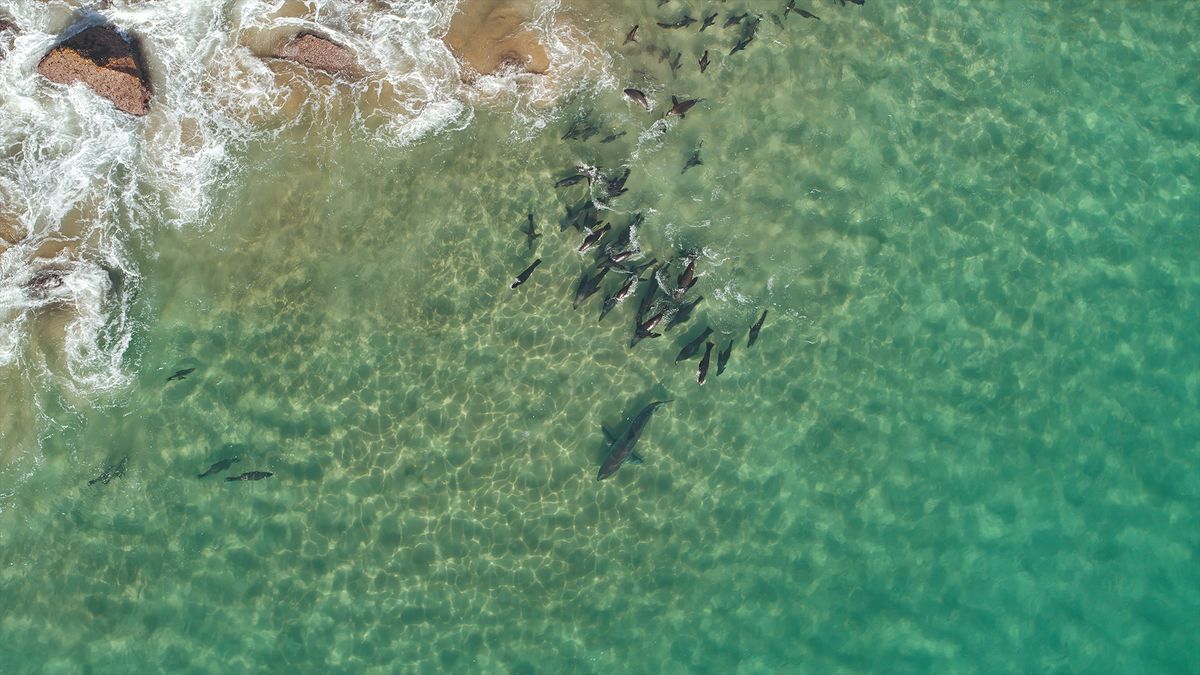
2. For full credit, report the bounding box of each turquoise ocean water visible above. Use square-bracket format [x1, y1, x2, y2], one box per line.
[1, 1, 1197, 672]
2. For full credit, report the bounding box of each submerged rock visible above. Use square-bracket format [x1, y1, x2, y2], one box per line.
[0, 18, 16, 59]
[272, 31, 360, 77]
[37, 25, 152, 116]
[26, 269, 67, 298]
[444, 0, 550, 80]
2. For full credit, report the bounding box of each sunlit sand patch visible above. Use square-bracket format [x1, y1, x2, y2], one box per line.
[445, 0, 550, 79]
[0, 211, 24, 256]
[444, 0, 607, 109]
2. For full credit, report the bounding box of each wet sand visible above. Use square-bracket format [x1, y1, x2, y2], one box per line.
[444, 0, 550, 79]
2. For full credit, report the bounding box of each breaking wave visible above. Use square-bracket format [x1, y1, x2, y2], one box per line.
[0, 0, 608, 456]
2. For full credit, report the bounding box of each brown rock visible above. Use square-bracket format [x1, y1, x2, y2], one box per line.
[273, 32, 360, 77]
[0, 18, 16, 59]
[37, 25, 152, 116]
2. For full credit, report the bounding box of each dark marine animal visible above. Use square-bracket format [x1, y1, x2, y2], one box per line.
[657, 15, 697, 29]
[578, 224, 611, 253]
[510, 259, 542, 290]
[605, 168, 631, 199]
[520, 213, 540, 249]
[675, 326, 714, 363]
[630, 309, 666, 348]
[624, 25, 639, 44]
[226, 471, 273, 482]
[555, 173, 585, 188]
[796, 8, 819, 20]
[668, 51, 682, 76]
[198, 457, 240, 478]
[682, 143, 703, 173]
[724, 12, 748, 28]
[573, 268, 609, 309]
[717, 340, 733, 375]
[563, 199, 599, 232]
[601, 131, 627, 143]
[166, 367, 195, 382]
[697, 342, 714, 385]
[597, 249, 636, 270]
[675, 256, 699, 298]
[599, 275, 637, 322]
[665, 295, 703, 331]
[665, 95, 703, 118]
[88, 456, 128, 486]
[636, 262, 666, 320]
[698, 50, 710, 73]
[626, 257, 658, 278]
[730, 36, 753, 55]
[700, 12, 718, 31]
[747, 309, 768, 347]
[597, 400, 672, 480]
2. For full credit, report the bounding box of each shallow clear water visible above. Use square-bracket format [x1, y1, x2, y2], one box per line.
[1, 1, 1198, 672]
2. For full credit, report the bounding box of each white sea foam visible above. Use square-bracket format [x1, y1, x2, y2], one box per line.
[0, 0, 606, 452]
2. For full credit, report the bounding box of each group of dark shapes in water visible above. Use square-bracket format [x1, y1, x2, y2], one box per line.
[502, 0, 873, 479]
[86, 368, 272, 487]
[624, 0, 866, 77]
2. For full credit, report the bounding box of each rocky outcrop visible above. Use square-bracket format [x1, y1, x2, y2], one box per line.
[272, 32, 360, 77]
[0, 18, 17, 59]
[444, 0, 550, 80]
[37, 25, 152, 116]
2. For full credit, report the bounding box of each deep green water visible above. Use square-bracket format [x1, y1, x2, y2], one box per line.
[2, 1, 1198, 672]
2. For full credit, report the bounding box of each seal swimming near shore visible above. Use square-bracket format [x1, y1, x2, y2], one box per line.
[599, 274, 637, 322]
[88, 457, 128, 486]
[657, 15, 697, 30]
[716, 339, 733, 375]
[665, 295, 703, 331]
[166, 367, 195, 382]
[675, 326, 714, 363]
[226, 471, 273, 482]
[624, 88, 650, 110]
[520, 213, 540, 249]
[748, 309, 769, 347]
[697, 342, 714, 385]
[597, 400, 672, 480]
[630, 309, 666, 348]
[665, 95, 703, 118]
[674, 256, 699, 300]
[683, 142, 704, 172]
[578, 223, 611, 253]
[636, 262, 666, 321]
[573, 267, 609, 309]
[198, 457, 240, 478]
[510, 259, 542, 289]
